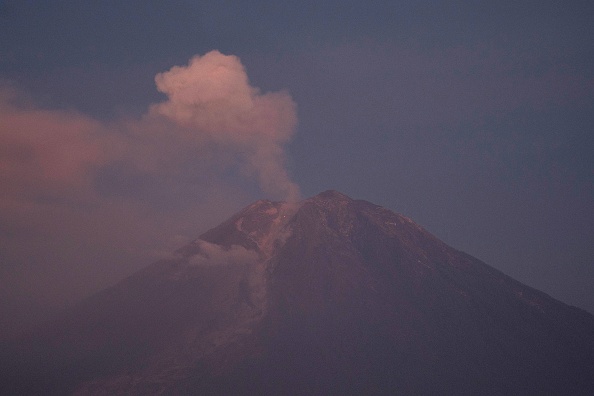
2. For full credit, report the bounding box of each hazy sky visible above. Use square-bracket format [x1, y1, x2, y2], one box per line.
[1, 1, 593, 335]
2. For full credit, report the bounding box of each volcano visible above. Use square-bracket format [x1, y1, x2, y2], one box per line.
[3, 190, 594, 395]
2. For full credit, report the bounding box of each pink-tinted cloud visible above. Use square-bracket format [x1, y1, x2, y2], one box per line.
[149, 51, 300, 201]
[0, 89, 105, 201]
[1, 51, 301, 207]
[0, 52, 301, 335]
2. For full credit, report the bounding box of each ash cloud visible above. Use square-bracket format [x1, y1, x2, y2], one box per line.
[0, 52, 300, 335]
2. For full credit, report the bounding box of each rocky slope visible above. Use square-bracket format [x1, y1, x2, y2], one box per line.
[3, 191, 594, 395]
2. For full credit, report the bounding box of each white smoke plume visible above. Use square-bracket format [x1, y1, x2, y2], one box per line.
[149, 50, 300, 201]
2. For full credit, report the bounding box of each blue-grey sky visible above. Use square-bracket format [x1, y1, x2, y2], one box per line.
[1, 1, 593, 335]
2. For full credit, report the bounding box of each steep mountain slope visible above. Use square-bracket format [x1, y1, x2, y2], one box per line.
[3, 191, 594, 395]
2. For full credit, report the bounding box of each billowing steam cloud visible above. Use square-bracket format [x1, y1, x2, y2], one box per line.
[150, 51, 300, 201]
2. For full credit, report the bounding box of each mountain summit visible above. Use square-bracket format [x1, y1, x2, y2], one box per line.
[4, 191, 594, 394]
